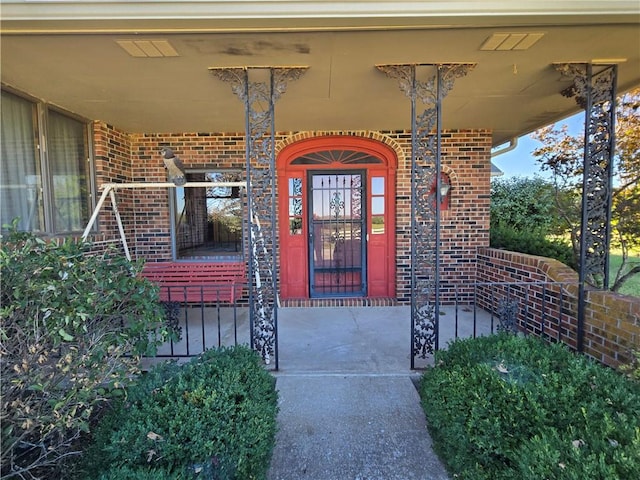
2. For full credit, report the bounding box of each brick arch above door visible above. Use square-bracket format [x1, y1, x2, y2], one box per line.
[277, 132, 402, 171]
[277, 135, 397, 300]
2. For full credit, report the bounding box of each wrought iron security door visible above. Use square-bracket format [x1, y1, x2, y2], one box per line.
[309, 171, 366, 297]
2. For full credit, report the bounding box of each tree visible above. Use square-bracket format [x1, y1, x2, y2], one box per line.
[490, 177, 576, 269]
[531, 88, 640, 292]
[490, 176, 559, 234]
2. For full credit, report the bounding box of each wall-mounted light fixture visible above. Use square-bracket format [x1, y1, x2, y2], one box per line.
[439, 174, 451, 198]
[430, 172, 452, 210]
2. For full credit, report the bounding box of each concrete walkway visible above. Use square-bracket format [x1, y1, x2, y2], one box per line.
[268, 306, 493, 480]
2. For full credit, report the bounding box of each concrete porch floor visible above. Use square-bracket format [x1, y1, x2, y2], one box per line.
[276, 305, 494, 373]
[149, 304, 495, 370]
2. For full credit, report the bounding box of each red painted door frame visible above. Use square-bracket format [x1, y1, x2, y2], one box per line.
[278, 136, 396, 299]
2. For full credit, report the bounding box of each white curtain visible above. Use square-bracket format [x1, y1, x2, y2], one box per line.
[48, 110, 89, 232]
[0, 91, 43, 232]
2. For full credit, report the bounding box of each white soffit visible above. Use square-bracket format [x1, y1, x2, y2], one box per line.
[1, 1, 639, 24]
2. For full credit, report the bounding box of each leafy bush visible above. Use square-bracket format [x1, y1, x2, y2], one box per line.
[0, 231, 168, 480]
[490, 176, 578, 269]
[94, 466, 183, 480]
[420, 334, 640, 480]
[490, 177, 562, 235]
[620, 349, 640, 382]
[81, 346, 278, 480]
[490, 224, 577, 269]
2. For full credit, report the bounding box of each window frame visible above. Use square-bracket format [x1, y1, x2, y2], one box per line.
[170, 168, 245, 261]
[1, 87, 95, 235]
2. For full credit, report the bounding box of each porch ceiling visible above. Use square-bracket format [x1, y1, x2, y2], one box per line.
[1, 3, 639, 147]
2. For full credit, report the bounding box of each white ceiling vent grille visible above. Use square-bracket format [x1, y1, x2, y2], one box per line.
[117, 40, 179, 58]
[480, 33, 544, 51]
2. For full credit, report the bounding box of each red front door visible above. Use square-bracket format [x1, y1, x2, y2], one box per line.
[278, 136, 396, 299]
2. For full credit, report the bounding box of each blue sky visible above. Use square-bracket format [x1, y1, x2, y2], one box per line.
[491, 113, 584, 178]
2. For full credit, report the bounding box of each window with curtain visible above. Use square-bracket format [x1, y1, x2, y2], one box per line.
[1, 89, 92, 234]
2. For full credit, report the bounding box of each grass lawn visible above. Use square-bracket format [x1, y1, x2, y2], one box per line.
[610, 252, 640, 297]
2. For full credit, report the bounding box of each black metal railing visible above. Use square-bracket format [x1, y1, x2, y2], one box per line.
[451, 281, 580, 348]
[152, 283, 250, 358]
[148, 280, 582, 366]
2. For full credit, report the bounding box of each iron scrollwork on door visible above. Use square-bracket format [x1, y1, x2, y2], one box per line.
[329, 190, 346, 285]
[310, 173, 365, 297]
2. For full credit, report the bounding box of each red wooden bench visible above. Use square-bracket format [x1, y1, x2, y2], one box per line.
[141, 261, 246, 304]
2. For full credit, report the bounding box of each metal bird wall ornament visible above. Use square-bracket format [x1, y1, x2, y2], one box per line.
[160, 147, 187, 186]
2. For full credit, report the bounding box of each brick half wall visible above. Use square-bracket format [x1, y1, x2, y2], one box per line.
[478, 247, 640, 369]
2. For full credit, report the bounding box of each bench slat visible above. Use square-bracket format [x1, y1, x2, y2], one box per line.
[141, 262, 246, 303]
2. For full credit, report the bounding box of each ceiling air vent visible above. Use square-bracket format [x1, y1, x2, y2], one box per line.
[480, 33, 544, 51]
[117, 40, 179, 58]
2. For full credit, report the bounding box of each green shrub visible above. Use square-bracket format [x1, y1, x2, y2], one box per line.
[82, 346, 278, 480]
[95, 466, 183, 480]
[620, 349, 640, 382]
[490, 224, 577, 269]
[490, 176, 561, 235]
[420, 334, 640, 480]
[0, 230, 168, 480]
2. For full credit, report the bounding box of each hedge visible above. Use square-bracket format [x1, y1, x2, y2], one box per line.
[80, 346, 278, 480]
[420, 334, 640, 480]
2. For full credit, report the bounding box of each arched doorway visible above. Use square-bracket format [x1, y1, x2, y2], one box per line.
[278, 136, 397, 299]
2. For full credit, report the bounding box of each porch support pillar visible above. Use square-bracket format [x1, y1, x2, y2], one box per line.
[555, 62, 617, 352]
[377, 63, 475, 368]
[211, 66, 307, 367]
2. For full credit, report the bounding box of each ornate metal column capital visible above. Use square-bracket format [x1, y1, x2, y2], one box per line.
[210, 66, 309, 104]
[376, 63, 476, 104]
[554, 62, 616, 107]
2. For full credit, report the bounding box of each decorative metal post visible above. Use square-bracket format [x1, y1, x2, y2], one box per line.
[211, 66, 307, 368]
[377, 63, 475, 368]
[555, 62, 617, 352]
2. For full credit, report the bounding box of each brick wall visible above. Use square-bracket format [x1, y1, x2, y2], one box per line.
[90, 123, 492, 300]
[90, 121, 134, 254]
[386, 130, 492, 303]
[478, 247, 640, 369]
[130, 132, 247, 261]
